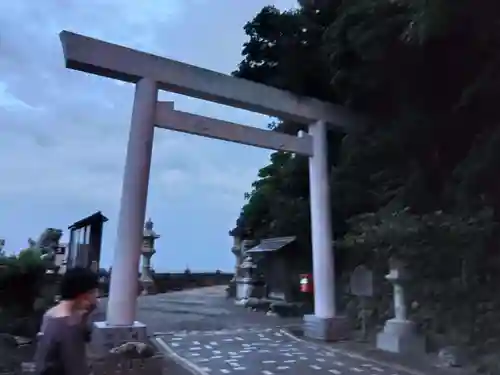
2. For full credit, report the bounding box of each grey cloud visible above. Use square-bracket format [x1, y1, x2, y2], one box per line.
[0, 0, 297, 270]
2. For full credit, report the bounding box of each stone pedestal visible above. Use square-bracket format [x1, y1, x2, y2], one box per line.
[139, 255, 155, 295]
[235, 277, 254, 305]
[303, 314, 350, 341]
[139, 277, 156, 295]
[376, 257, 425, 355]
[234, 254, 257, 306]
[376, 319, 425, 355]
[90, 321, 148, 358]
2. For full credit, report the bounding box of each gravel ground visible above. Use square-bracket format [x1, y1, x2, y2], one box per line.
[0, 340, 35, 375]
[93, 286, 301, 334]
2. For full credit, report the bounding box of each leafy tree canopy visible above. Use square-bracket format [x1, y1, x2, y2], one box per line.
[230, 0, 500, 356]
[232, 0, 500, 240]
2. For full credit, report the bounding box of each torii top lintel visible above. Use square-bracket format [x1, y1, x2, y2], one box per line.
[59, 30, 361, 127]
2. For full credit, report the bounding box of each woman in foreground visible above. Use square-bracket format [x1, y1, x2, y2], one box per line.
[35, 267, 99, 375]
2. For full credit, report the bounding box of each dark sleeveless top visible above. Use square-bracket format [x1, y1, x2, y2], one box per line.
[34, 315, 89, 375]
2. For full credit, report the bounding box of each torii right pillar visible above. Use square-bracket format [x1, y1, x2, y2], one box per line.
[303, 120, 349, 341]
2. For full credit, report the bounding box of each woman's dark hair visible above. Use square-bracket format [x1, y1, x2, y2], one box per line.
[60, 267, 98, 300]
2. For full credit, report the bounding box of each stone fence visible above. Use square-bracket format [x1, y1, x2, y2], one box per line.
[154, 272, 233, 293]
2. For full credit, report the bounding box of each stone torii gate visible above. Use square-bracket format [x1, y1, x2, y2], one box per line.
[59, 31, 363, 347]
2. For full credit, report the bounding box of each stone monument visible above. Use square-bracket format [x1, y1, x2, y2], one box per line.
[0, 238, 5, 253]
[376, 257, 425, 355]
[139, 218, 159, 295]
[349, 264, 374, 340]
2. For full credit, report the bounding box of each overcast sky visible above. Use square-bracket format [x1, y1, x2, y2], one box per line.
[0, 0, 298, 272]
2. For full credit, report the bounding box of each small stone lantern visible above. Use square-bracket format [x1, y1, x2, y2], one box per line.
[376, 257, 425, 355]
[140, 218, 160, 295]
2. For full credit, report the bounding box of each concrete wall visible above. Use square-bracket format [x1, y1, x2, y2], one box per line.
[154, 272, 233, 293]
[95, 272, 233, 296]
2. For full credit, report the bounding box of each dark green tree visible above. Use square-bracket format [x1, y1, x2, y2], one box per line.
[231, 0, 500, 358]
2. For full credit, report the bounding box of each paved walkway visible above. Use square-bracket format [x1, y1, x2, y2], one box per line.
[155, 327, 405, 375]
[97, 286, 418, 375]
[96, 285, 299, 333]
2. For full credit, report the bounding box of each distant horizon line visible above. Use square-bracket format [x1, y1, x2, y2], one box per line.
[100, 266, 233, 273]
[155, 269, 233, 273]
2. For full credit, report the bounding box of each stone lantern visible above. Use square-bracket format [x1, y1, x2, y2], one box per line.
[376, 257, 425, 355]
[140, 218, 159, 295]
[234, 240, 257, 305]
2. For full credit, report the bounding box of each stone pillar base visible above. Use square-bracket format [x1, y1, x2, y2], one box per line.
[90, 321, 148, 358]
[235, 277, 254, 305]
[303, 314, 350, 341]
[376, 318, 425, 355]
[140, 282, 156, 295]
[234, 298, 248, 306]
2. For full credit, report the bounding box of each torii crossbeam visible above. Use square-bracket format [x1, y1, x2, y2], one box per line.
[154, 101, 313, 155]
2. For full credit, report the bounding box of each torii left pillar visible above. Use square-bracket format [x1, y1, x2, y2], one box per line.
[91, 78, 157, 356]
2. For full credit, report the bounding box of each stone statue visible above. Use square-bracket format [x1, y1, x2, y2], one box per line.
[0, 238, 5, 253]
